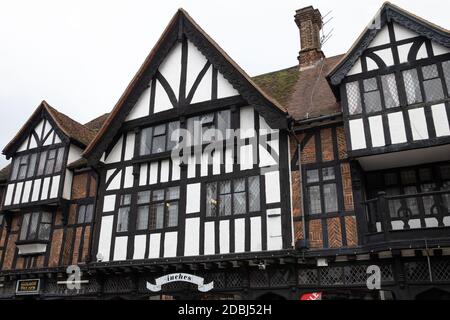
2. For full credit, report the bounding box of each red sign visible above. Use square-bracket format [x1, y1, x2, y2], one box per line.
[300, 292, 322, 300]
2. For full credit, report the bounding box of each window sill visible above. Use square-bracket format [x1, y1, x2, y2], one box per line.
[16, 242, 48, 256]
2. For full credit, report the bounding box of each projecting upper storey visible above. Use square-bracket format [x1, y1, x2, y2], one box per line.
[1, 101, 97, 211]
[326, 2, 450, 164]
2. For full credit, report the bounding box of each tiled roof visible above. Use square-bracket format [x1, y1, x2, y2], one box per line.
[84, 113, 110, 132]
[0, 164, 11, 183]
[253, 54, 344, 121]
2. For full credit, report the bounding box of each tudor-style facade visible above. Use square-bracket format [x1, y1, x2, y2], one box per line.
[0, 3, 450, 300]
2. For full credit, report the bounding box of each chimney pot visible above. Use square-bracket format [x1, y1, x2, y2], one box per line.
[295, 6, 325, 69]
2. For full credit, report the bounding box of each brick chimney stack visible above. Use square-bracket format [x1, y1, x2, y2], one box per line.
[295, 6, 325, 70]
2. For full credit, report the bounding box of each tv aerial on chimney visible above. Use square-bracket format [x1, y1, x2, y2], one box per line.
[320, 10, 334, 47]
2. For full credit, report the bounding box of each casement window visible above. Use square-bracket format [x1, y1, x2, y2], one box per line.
[346, 82, 362, 115]
[187, 110, 231, 145]
[421, 64, 445, 102]
[117, 194, 131, 232]
[139, 121, 180, 156]
[10, 147, 65, 181]
[305, 167, 339, 215]
[77, 204, 94, 224]
[206, 176, 260, 217]
[136, 187, 180, 231]
[19, 212, 52, 241]
[363, 78, 382, 114]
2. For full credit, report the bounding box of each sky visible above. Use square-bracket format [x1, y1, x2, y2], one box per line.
[0, 0, 449, 167]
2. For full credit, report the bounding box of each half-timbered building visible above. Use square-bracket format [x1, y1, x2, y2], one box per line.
[0, 2, 450, 300]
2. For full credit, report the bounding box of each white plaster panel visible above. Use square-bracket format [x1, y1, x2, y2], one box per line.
[369, 115, 385, 147]
[103, 195, 116, 212]
[266, 208, 283, 251]
[163, 232, 178, 258]
[4, 184, 14, 206]
[388, 112, 407, 144]
[250, 217, 262, 252]
[41, 178, 50, 201]
[409, 107, 429, 140]
[133, 235, 147, 260]
[123, 166, 134, 189]
[234, 218, 245, 253]
[240, 106, 255, 138]
[154, 79, 174, 113]
[22, 180, 33, 204]
[50, 175, 60, 199]
[31, 180, 41, 202]
[139, 164, 148, 186]
[186, 183, 201, 214]
[219, 220, 230, 254]
[149, 162, 159, 185]
[124, 132, 135, 161]
[97, 215, 114, 262]
[264, 171, 281, 204]
[126, 84, 151, 121]
[217, 71, 238, 98]
[368, 25, 391, 48]
[349, 119, 367, 150]
[148, 233, 161, 259]
[432, 103, 450, 137]
[105, 136, 123, 164]
[394, 23, 418, 41]
[184, 218, 200, 256]
[204, 222, 215, 255]
[113, 236, 128, 261]
[240, 144, 254, 171]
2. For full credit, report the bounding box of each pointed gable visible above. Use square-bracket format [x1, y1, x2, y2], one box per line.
[84, 9, 287, 164]
[2, 101, 96, 158]
[327, 2, 450, 89]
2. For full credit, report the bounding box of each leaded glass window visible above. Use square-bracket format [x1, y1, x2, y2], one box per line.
[19, 212, 52, 241]
[363, 78, 382, 113]
[403, 69, 423, 105]
[422, 64, 444, 102]
[381, 74, 400, 108]
[305, 166, 339, 215]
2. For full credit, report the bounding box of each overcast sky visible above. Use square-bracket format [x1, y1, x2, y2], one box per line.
[0, 0, 448, 167]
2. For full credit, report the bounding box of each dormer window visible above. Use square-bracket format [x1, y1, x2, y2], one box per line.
[19, 212, 52, 242]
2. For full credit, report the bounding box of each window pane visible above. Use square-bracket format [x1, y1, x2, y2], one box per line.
[346, 82, 362, 115]
[233, 192, 246, 215]
[206, 183, 217, 217]
[37, 151, 47, 175]
[149, 203, 164, 230]
[403, 69, 423, 105]
[18, 155, 29, 180]
[441, 165, 450, 180]
[136, 206, 149, 230]
[153, 124, 166, 136]
[11, 157, 20, 181]
[84, 204, 94, 223]
[152, 190, 164, 202]
[27, 153, 37, 178]
[187, 116, 201, 146]
[117, 207, 129, 232]
[364, 91, 382, 113]
[220, 181, 231, 194]
[217, 110, 230, 140]
[137, 191, 151, 204]
[323, 184, 338, 213]
[442, 61, 450, 95]
[219, 194, 232, 216]
[422, 65, 439, 80]
[166, 202, 178, 227]
[308, 186, 322, 214]
[120, 194, 131, 206]
[404, 186, 419, 216]
[234, 178, 245, 192]
[45, 150, 56, 175]
[306, 170, 319, 183]
[77, 205, 86, 224]
[363, 78, 378, 92]
[54, 147, 65, 172]
[322, 167, 335, 181]
[248, 176, 260, 212]
[166, 187, 180, 200]
[140, 127, 153, 156]
[38, 214, 52, 241]
[419, 168, 432, 182]
[423, 78, 444, 102]
[29, 212, 40, 240]
[401, 170, 416, 185]
[381, 74, 400, 109]
[167, 121, 180, 150]
[20, 213, 31, 241]
[151, 135, 166, 154]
